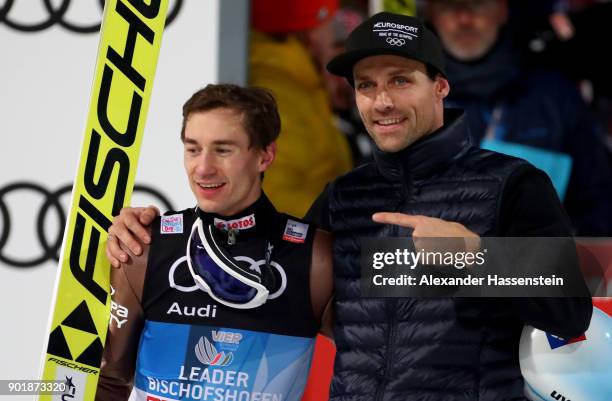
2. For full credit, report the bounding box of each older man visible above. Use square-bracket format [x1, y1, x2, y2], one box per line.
[425, 0, 612, 236]
[312, 11, 591, 401]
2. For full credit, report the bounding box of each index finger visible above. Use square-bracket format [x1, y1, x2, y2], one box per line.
[123, 209, 152, 245]
[139, 205, 160, 227]
[372, 212, 423, 228]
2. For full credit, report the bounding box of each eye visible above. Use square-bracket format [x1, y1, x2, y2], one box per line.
[393, 76, 409, 87]
[356, 81, 374, 91]
[185, 146, 199, 155]
[215, 147, 232, 156]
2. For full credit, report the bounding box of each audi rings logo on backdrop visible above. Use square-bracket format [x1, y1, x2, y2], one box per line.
[0, 0, 183, 33]
[0, 181, 174, 268]
[386, 37, 406, 46]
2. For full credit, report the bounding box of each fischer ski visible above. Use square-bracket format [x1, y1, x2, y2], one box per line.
[38, 1, 169, 399]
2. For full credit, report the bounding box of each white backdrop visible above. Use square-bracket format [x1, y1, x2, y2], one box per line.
[0, 0, 223, 380]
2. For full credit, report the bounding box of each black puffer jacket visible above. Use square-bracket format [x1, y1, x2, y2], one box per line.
[311, 110, 592, 401]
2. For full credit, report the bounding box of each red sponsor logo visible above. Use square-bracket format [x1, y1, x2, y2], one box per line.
[214, 214, 255, 231]
[283, 233, 304, 243]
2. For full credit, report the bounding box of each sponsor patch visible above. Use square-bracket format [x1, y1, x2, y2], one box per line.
[214, 214, 255, 231]
[546, 332, 587, 349]
[110, 298, 129, 329]
[283, 219, 308, 243]
[161, 214, 183, 234]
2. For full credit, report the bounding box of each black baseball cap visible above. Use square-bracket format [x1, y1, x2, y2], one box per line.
[327, 12, 446, 84]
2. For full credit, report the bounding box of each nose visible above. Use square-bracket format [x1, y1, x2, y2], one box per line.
[195, 152, 217, 177]
[456, 9, 475, 25]
[374, 88, 394, 112]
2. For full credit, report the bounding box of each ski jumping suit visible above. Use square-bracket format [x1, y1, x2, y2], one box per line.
[97, 195, 319, 401]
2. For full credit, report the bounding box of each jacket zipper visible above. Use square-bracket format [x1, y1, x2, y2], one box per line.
[375, 298, 398, 401]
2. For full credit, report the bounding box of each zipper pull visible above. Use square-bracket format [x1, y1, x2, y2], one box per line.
[227, 229, 237, 246]
[266, 243, 274, 264]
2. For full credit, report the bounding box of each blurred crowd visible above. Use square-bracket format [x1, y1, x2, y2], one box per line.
[247, 0, 612, 236]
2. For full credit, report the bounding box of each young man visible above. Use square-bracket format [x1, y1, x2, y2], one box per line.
[108, 13, 592, 401]
[96, 84, 333, 401]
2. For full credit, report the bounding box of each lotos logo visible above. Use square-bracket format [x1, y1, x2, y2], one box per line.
[546, 332, 587, 350]
[195, 336, 233, 366]
[161, 214, 183, 234]
[214, 214, 256, 231]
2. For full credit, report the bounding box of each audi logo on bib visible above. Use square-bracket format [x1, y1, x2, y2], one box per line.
[0, 0, 183, 33]
[0, 181, 174, 268]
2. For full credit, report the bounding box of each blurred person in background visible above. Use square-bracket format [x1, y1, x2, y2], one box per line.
[250, 0, 353, 218]
[326, 6, 374, 166]
[425, 0, 612, 236]
[511, 0, 612, 157]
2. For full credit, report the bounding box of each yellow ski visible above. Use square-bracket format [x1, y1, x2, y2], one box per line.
[38, 1, 168, 399]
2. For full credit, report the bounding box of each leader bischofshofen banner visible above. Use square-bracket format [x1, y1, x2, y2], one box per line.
[38, 1, 169, 399]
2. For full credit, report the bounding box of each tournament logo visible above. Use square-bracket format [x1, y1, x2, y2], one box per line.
[194, 336, 234, 367]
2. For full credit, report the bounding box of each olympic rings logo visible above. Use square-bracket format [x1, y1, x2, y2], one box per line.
[386, 37, 406, 46]
[0, 181, 174, 268]
[0, 0, 183, 33]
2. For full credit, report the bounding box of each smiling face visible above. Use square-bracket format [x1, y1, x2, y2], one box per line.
[183, 108, 275, 216]
[353, 55, 449, 153]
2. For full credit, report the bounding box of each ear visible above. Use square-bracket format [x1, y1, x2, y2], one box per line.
[435, 76, 451, 100]
[258, 141, 276, 173]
